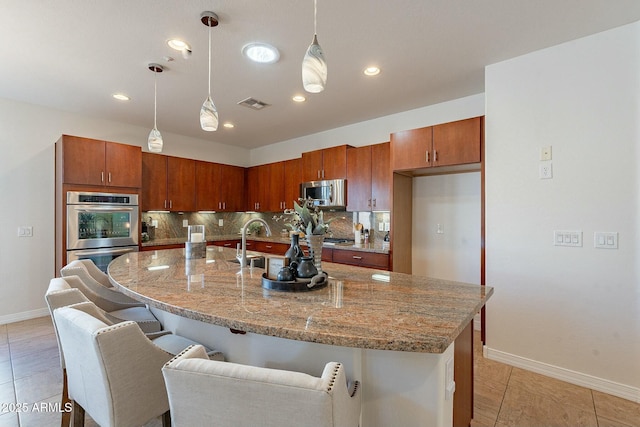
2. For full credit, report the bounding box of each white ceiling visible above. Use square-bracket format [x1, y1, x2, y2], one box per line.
[1, 1, 640, 149]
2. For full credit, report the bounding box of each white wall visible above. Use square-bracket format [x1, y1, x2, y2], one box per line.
[0, 98, 248, 323]
[485, 21, 640, 399]
[412, 173, 481, 284]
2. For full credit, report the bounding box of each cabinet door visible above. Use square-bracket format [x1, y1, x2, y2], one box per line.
[246, 165, 269, 211]
[61, 136, 106, 186]
[268, 162, 285, 212]
[167, 157, 196, 211]
[432, 117, 481, 167]
[283, 158, 302, 209]
[220, 164, 245, 212]
[371, 142, 391, 211]
[390, 126, 433, 171]
[346, 146, 372, 211]
[195, 161, 217, 211]
[141, 153, 168, 211]
[105, 142, 141, 188]
[301, 150, 323, 181]
[321, 145, 348, 180]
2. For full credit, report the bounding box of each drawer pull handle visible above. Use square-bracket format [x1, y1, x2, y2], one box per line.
[352, 256, 362, 260]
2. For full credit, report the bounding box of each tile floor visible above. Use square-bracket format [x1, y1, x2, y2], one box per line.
[0, 317, 638, 427]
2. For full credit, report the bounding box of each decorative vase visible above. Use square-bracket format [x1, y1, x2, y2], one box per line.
[306, 234, 324, 273]
[284, 233, 304, 265]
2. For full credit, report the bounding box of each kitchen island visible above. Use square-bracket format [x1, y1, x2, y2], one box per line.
[108, 246, 492, 426]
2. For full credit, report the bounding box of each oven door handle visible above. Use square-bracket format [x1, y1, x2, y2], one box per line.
[73, 207, 135, 213]
[71, 247, 137, 257]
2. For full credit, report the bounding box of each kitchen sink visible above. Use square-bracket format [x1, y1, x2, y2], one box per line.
[227, 256, 266, 268]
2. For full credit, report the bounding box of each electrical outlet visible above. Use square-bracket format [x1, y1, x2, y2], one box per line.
[378, 222, 384, 231]
[151, 220, 158, 227]
[384, 222, 390, 232]
[436, 224, 444, 234]
[183, 219, 189, 227]
[539, 162, 553, 179]
[218, 219, 224, 227]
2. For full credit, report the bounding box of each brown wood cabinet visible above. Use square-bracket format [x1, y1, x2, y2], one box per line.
[332, 249, 390, 270]
[246, 164, 270, 211]
[302, 145, 349, 181]
[57, 135, 141, 188]
[195, 161, 245, 212]
[252, 241, 289, 255]
[391, 117, 481, 172]
[247, 159, 302, 212]
[212, 240, 240, 249]
[283, 158, 302, 209]
[346, 142, 391, 211]
[142, 153, 195, 212]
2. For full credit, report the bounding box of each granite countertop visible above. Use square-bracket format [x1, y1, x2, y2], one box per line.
[108, 247, 492, 353]
[141, 234, 390, 254]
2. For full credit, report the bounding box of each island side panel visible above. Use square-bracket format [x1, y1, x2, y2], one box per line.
[151, 309, 455, 427]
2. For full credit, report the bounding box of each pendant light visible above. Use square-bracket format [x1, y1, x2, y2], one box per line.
[302, 0, 327, 93]
[147, 63, 164, 153]
[200, 11, 219, 131]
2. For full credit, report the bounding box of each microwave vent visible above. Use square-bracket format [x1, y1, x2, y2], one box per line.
[237, 97, 270, 110]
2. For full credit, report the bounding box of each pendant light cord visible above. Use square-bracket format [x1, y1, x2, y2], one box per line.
[208, 18, 212, 96]
[314, 0, 318, 36]
[153, 71, 158, 129]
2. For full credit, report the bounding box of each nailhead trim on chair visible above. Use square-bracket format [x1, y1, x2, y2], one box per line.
[164, 345, 196, 368]
[327, 363, 341, 392]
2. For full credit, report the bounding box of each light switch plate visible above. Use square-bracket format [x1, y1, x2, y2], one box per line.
[18, 226, 33, 237]
[594, 232, 618, 249]
[554, 230, 582, 247]
[183, 219, 189, 227]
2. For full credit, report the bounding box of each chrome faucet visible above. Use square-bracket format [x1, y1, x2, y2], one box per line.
[236, 218, 272, 267]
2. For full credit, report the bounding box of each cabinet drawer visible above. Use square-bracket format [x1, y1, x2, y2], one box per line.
[212, 240, 240, 249]
[332, 249, 389, 270]
[253, 241, 289, 255]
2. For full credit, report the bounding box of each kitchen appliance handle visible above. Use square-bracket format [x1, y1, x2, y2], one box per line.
[71, 247, 136, 257]
[73, 207, 135, 213]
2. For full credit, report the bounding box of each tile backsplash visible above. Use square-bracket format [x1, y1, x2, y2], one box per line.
[143, 210, 390, 242]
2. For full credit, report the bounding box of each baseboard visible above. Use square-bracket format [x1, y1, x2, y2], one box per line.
[0, 308, 49, 325]
[484, 346, 640, 403]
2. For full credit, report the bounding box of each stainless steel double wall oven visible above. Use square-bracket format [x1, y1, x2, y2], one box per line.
[66, 191, 139, 272]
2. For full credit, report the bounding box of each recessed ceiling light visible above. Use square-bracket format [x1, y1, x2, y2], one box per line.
[364, 66, 381, 76]
[292, 95, 306, 103]
[242, 43, 280, 64]
[167, 39, 191, 52]
[112, 93, 130, 101]
[223, 122, 235, 128]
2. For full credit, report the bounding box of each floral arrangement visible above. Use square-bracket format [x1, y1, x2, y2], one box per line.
[283, 199, 335, 236]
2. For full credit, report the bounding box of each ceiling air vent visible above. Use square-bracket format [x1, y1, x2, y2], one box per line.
[237, 97, 270, 110]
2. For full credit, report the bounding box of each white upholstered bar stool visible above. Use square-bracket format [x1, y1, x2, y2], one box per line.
[45, 278, 225, 427]
[57, 273, 162, 333]
[162, 345, 361, 427]
[63, 259, 113, 288]
[53, 306, 174, 427]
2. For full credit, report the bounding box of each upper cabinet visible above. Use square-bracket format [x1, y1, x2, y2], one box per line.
[246, 159, 302, 212]
[302, 145, 349, 181]
[195, 161, 245, 212]
[142, 153, 195, 212]
[283, 158, 302, 209]
[391, 116, 482, 172]
[347, 142, 390, 211]
[57, 135, 141, 188]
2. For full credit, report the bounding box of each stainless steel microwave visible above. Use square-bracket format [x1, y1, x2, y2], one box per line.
[300, 179, 346, 209]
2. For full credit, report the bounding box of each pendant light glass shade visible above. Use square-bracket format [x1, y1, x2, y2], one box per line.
[148, 128, 163, 153]
[148, 63, 163, 153]
[200, 11, 219, 131]
[200, 95, 218, 131]
[302, 34, 327, 93]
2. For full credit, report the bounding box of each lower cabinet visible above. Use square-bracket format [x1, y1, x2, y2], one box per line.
[332, 249, 390, 270]
[212, 240, 240, 249]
